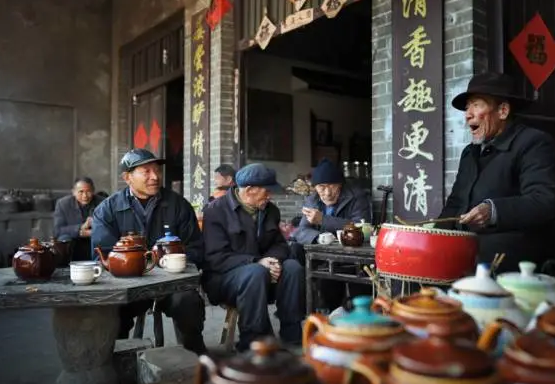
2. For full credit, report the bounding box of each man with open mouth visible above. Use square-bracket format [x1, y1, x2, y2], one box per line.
[436, 72, 555, 274]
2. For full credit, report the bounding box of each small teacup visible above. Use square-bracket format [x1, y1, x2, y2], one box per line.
[318, 232, 335, 245]
[70, 261, 102, 285]
[160, 253, 187, 273]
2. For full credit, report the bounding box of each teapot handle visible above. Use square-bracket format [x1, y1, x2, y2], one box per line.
[143, 251, 158, 273]
[195, 355, 217, 384]
[302, 314, 326, 353]
[371, 296, 392, 315]
[348, 356, 387, 384]
[477, 318, 522, 352]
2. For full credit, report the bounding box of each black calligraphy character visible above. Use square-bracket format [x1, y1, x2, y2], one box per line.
[326, 0, 341, 11]
[526, 34, 547, 65]
[259, 24, 270, 41]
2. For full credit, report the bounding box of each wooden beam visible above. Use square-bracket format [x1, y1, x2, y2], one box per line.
[236, 0, 360, 51]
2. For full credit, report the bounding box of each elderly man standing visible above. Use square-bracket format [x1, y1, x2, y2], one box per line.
[92, 148, 207, 354]
[290, 158, 372, 311]
[437, 72, 555, 273]
[202, 163, 304, 351]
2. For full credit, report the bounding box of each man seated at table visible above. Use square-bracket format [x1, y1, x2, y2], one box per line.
[290, 158, 372, 311]
[91, 148, 207, 355]
[201, 163, 304, 351]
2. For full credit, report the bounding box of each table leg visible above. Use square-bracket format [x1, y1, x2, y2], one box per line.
[52, 305, 119, 384]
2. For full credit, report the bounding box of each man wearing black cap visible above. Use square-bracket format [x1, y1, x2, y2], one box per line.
[289, 158, 372, 311]
[201, 163, 304, 351]
[436, 72, 555, 273]
[92, 148, 207, 354]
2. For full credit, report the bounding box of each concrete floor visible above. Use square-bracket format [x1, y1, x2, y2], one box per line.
[0, 304, 280, 384]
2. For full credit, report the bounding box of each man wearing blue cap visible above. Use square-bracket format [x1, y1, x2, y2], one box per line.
[201, 163, 304, 351]
[92, 149, 207, 354]
[290, 158, 372, 311]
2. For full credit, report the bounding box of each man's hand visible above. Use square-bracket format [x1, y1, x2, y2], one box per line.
[82, 217, 93, 230]
[258, 257, 281, 282]
[302, 207, 323, 225]
[459, 203, 491, 226]
[79, 228, 91, 238]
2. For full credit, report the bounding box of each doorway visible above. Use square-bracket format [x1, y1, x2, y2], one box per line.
[240, 0, 372, 186]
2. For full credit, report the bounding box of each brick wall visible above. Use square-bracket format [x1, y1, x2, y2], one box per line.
[273, 194, 305, 223]
[371, 0, 489, 221]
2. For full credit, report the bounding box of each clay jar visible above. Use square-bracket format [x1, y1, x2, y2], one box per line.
[373, 288, 480, 342]
[152, 227, 185, 266]
[350, 336, 501, 384]
[303, 296, 414, 384]
[95, 237, 157, 277]
[340, 222, 364, 247]
[496, 307, 555, 384]
[196, 337, 319, 384]
[12, 238, 57, 281]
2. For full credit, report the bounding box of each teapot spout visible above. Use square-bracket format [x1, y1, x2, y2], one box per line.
[94, 247, 109, 269]
[477, 318, 522, 352]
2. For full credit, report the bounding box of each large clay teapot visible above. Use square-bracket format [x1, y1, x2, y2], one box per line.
[350, 335, 502, 384]
[152, 225, 185, 265]
[94, 236, 157, 277]
[12, 238, 57, 281]
[340, 222, 364, 247]
[303, 296, 414, 384]
[196, 337, 319, 384]
[372, 287, 481, 342]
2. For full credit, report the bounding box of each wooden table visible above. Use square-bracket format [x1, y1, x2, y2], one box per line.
[304, 243, 375, 313]
[0, 266, 200, 384]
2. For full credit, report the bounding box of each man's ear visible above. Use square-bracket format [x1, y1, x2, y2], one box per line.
[498, 102, 511, 120]
[122, 172, 130, 184]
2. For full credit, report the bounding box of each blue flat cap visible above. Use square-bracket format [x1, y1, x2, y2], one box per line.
[235, 163, 283, 193]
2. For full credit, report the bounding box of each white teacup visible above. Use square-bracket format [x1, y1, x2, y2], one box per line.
[70, 261, 102, 285]
[318, 232, 335, 245]
[160, 253, 187, 273]
[336, 230, 344, 245]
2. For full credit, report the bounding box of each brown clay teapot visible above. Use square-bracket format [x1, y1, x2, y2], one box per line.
[350, 335, 501, 384]
[341, 222, 364, 247]
[303, 296, 414, 384]
[12, 238, 57, 281]
[372, 287, 482, 342]
[492, 307, 555, 384]
[152, 225, 185, 266]
[94, 236, 157, 277]
[196, 337, 319, 384]
[42, 237, 73, 267]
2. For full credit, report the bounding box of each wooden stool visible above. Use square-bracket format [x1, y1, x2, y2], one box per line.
[220, 306, 239, 352]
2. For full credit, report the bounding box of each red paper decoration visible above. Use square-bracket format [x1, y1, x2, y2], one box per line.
[509, 12, 555, 90]
[206, 0, 232, 30]
[133, 123, 148, 149]
[149, 120, 161, 154]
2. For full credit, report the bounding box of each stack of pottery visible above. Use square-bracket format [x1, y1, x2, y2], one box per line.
[497, 261, 555, 316]
[197, 337, 319, 384]
[448, 264, 530, 355]
[303, 296, 414, 384]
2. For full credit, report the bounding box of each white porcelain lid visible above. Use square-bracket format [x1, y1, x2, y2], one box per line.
[452, 263, 510, 296]
[497, 261, 555, 289]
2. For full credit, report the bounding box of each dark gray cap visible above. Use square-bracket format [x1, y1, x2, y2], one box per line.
[120, 148, 165, 172]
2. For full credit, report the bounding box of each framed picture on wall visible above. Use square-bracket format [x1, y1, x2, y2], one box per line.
[314, 118, 333, 146]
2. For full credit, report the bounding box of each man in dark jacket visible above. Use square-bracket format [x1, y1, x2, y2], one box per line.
[92, 149, 207, 354]
[202, 163, 304, 351]
[290, 158, 372, 311]
[437, 72, 555, 273]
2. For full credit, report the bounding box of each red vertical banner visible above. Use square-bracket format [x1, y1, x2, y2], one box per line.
[190, 11, 211, 210]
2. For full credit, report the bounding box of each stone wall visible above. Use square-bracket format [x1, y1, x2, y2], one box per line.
[371, 0, 489, 221]
[0, 0, 111, 192]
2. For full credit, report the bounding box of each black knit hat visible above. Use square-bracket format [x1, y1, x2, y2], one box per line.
[311, 159, 343, 185]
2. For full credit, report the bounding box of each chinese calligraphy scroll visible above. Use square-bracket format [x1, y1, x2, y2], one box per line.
[392, 0, 443, 220]
[190, 11, 211, 209]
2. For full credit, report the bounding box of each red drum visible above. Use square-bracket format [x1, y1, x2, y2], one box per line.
[375, 223, 478, 284]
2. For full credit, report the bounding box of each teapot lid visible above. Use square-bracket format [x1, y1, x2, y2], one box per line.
[393, 337, 495, 378]
[452, 263, 510, 296]
[395, 288, 462, 315]
[497, 262, 555, 290]
[156, 226, 181, 243]
[330, 296, 399, 328]
[19, 238, 46, 251]
[506, 330, 555, 368]
[219, 337, 316, 383]
[112, 239, 144, 251]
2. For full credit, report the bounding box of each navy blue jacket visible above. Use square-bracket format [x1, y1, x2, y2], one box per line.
[91, 187, 204, 267]
[201, 188, 289, 303]
[292, 185, 372, 245]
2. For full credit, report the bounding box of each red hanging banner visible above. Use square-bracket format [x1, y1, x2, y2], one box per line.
[206, 0, 232, 31]
[509, 12, 555, 90]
